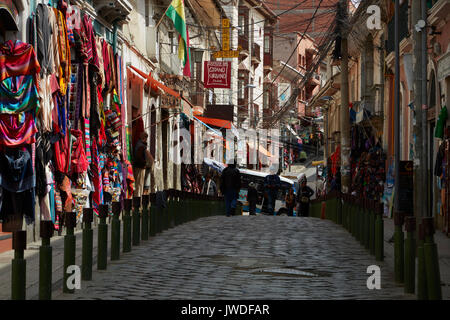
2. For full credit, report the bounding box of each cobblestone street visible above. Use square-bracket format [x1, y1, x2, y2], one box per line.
[54, 215, 412, 300]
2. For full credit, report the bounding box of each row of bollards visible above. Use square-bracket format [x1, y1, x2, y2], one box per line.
[10, 191, 224, 300]
[310, 193, 384, 263]
[396, 213, 442, 299]
[310, 192, 442, 300]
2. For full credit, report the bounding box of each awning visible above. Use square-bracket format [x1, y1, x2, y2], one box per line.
[247, 141, 273, 157]
[128, 65, 180, 99]
[285, 124, 301, 140]
[195, 116, 232, 129]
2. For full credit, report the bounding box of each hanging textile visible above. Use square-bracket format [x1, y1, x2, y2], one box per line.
[0, 75, 40, 114]
[0, 113, 38, 146]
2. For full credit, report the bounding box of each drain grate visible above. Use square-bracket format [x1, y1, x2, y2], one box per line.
[255, 267, 319, 278]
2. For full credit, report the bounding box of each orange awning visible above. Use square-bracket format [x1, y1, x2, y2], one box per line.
[195, 116, 232, 129]
[128, 65, 180, 99]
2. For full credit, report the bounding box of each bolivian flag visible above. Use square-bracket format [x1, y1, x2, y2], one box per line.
[166, 0, 191, 77]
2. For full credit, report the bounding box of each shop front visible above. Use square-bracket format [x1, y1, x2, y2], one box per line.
[0, 1, 132, 239]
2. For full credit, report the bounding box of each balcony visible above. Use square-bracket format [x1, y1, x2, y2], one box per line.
[190, 80, 205, 108]
[264, 52, 273, 71]
[251, 43, 261, 66]
[307, 72, 321, 86]
[92, 0, 132, 25]
[238, 98, 248, 113]
[238, 34, 249, 57]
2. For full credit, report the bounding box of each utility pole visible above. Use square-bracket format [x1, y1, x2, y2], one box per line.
[394, 0, 404, 284]
[339, 0, 351, 194]
[421, 0, 428, 219]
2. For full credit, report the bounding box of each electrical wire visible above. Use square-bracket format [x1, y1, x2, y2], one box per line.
[264, 20, 338, 126]
[245, 0, 327, 117]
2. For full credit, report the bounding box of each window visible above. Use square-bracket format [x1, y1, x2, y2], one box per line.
[238, 15, 245, 35]
[169, 32, 176, 54]
[238, 80, 244, 100]
[264, 35, 270, 54]
[263, 90, 269, 109]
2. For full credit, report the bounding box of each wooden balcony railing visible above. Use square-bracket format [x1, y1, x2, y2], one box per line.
[238, 34, 249, 52]
[252, 43, 260, 62]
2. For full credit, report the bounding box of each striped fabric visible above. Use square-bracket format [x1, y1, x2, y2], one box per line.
[0, 40, 41, 82]
[0, 75, 40, 114]
[91, 139, 103, 216]
[84, 118, 91, 163]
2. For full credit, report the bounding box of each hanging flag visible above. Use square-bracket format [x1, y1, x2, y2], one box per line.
[166, 0, 191, 77]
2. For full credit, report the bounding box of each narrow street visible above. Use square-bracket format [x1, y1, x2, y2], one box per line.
[54, 215, 409, 300]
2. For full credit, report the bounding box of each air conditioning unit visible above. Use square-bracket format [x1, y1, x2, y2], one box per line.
[146, 26, 158, 63]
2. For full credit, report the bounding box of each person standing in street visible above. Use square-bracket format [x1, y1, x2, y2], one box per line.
[285, 188, 296, 216]
[133, 131, 153, 197]
[264, 165, 281, 215]
[202, 173, 217, 196]
[296, 173, 314, 217]
[247, 182, 258, 216]
[220, 163, 241, 217]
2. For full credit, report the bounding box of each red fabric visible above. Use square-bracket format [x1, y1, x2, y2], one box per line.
[0, 40, 41, 82]
[54, 123, 70, 173]
[69, 129, 89, 174]
[331, 145, 340, 176]
[0, 113, 37, 146]
[98, 121, 107, 147]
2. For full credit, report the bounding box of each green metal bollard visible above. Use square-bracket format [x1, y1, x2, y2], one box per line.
[363, 199, 370, 250]
[422, 217, 442, 300]
[97, 205, 108, 270]
[375, 202, 384, 261]
[111, 202, 121, 260]
[81, 208, 94, 281]
[349, 196, 354, 236]
[149, 193, 156, 236]
[355, 198, 361, 242]
[11, 231, 27, 300]
[342, 194, 348, 229]
[132, 197, 141, 246]
[123, 199, 132, 252]
[404, 216, 416, 294]
[185, 192, 191, 222]
[167, 189, 174, 228]
[63, 212, 76, 293]
[347, 194, 352, 231]
[39, 221, 54, 300]
[369, 201, 376, 255]
[360, 200, 366, 246]
[174, 191, 180, 225]
[337, 192, 342, 225]
[417, 223, 428, 300]
[394, 210, 404, 283]
[186, 192, 192, 222]
[141, 195, 149, 240]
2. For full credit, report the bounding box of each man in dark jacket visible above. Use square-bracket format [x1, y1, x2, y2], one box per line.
[296, 174, 314, 217]
[220, 163, 241, 217]
[264, 166, 281, 215]
[247, 182, 258, 215]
